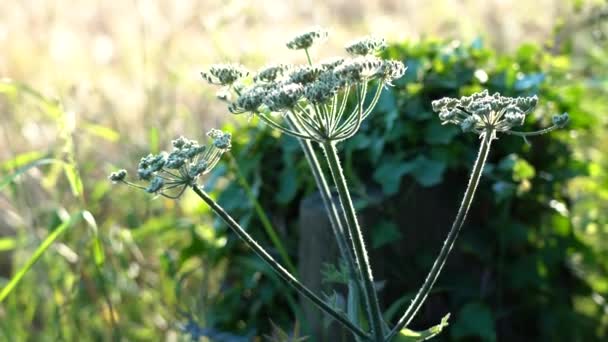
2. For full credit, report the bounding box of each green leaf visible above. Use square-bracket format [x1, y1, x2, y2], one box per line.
[63, 162, 84, 197]
[372, 221, 402, 249]
[498, 154, 535, 181]
[373, 157, 416, 195]
[451, 302, 496, 342]
[83, 210, 105, 266]
[0, 237, 18, 252]
[1, 151, 46, 172]
[0, 158, 64, 191]
[82, 123, 120, 142]
[0, 212, 82, 302]
[424, 120, 459, 145]
[407, 156, 447, 187]
[395, 313, 450, 341]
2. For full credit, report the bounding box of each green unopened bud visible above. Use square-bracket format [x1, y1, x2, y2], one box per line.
[438, 109, 457, 122]
[189, 160, 208, 178]
[552, 112, 569, 127]
[503, 106, 526, 127]
[461, 115, 479, 132]
[109, 169, 127, 183]
[345, 36, 387, 56]
[145, 176, 164, 193]
[286, 27, 328, 50]
[208, 129, 232, 150]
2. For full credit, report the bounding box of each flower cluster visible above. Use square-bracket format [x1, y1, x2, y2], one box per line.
[286, 27, 328, 50]
[202, 28, 406, 142]
[109, 129, 231, 198]
[345, 36, 387, 56]
[432, 90, 569, 138]
[201, 64, 249, 86]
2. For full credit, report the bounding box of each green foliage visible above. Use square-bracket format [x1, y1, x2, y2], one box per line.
[218, 37, 607, 341]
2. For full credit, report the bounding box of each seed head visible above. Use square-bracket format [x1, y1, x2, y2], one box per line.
[201, 64, 249, 86]
[286, 27, 328, 50]
[345, 36, 387, 56]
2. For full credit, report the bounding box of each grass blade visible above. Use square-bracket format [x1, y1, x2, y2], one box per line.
[0, 212, 82, 303]
[0, 158, 64, 191]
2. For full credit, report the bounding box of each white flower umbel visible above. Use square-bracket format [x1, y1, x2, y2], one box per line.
[386, 91, 569, 341]
[109, 129, 231, 199]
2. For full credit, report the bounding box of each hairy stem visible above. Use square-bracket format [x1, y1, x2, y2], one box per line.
[285, 115, 362, 329]
[191, 186, 370, 340]
[322, 141, 385, 342]
[386, 129, 494, 341]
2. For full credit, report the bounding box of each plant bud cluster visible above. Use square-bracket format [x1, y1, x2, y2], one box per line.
[109, 129, 231, 197]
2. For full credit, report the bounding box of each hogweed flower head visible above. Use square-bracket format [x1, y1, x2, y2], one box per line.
[254, 64, 292, 83]
[333, 56, 385, 84]
[288, 65, 324, 84]
[228, 83, 270, 114]
[345, 36, 387, 56]
[432, 90, 568, 139]
[109, 129, 232, 198]
[286, 27, 328, 50]
[263, 82, 304, 111]
[109, 169, 127, 183]
[203, 27, 406, 142]
[201, 64, 249, 86]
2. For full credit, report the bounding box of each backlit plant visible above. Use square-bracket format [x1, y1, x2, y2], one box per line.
[111, 28, 568, 341]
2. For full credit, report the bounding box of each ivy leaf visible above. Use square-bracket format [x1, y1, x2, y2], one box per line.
[394, 313, 450, 342]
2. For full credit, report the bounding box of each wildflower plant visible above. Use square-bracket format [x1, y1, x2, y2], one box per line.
[111, 27, 568, 341]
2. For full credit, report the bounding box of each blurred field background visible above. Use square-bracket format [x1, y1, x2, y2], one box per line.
[1, 0, 608, 341]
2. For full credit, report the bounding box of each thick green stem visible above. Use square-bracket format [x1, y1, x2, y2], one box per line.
[322, 141, 385, 342]
[191, 186, 370, 340]
[386, 130, 494, 341]
[284, 116, 357, 275]
[285, 115, 362, 329]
